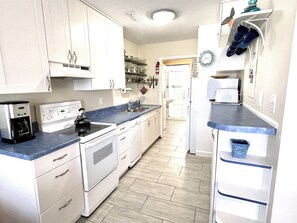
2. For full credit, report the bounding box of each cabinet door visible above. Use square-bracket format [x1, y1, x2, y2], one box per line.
[141, 120, 149, 153]
[86, 7, 110, 89]
[148, 117, 155, 146]
[68, 0, 90, 66]
[153, 112, 161, 140]
[0, 0, 50, 94]
[106, 20, 125, 89]
[42, 0, 71, 64]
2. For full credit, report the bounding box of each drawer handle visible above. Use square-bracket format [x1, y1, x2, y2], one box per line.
[121, 155, 127, 160]
[53, 153, 68, 162]
[120, 127, 126, 130]
[120, 136, 126, 141]
[58, 199, 72, 211]
[55, 169, 69, 179]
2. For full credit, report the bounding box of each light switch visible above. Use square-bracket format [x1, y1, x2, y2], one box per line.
[270, 93, 276, 114]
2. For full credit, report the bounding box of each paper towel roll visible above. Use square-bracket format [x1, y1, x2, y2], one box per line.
[121, 88, 132, 93]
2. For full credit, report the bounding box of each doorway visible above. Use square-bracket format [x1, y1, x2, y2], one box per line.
[165, 64, 190, 120]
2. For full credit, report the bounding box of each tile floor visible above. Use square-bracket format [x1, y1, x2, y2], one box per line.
[77, 120, 211, 223]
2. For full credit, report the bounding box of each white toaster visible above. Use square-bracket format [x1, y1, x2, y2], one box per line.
[215, 88, 239, 103]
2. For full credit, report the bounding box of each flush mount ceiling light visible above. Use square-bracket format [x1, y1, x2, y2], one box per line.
[152, 10, 176, 26]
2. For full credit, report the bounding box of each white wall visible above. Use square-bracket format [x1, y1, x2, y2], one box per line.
[270, 6, 297, 222]
[0, 78, 114, 121]
[238, 0, 297, 221]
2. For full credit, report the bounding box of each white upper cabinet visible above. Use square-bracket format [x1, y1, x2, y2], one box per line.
[73, 7, 125, 90]
[0, 0, 51, 94]
[106, 19, 125, 89]
[42, 0, 90, 66]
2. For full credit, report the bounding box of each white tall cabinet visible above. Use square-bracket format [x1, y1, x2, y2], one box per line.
[42, 0, 90, 66]
[0, 0, 50, 94]
[73, 7, 125, 90]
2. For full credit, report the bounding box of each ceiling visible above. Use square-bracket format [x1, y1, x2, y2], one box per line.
[84, 0, 220, 45]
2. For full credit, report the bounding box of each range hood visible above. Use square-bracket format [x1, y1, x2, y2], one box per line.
[50, 62, 95, 78]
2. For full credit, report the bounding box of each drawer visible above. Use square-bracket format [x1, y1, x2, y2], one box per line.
[34, 142, 80, 177]
[117, 130, 130, 154]
[117, 121, 130, 135]
[118, 149, 130, 177]
[36, 157, 82, 213]
[40, 184, 84, 223]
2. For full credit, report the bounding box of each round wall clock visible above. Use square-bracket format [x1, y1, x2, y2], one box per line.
[198, 50, 216, 67]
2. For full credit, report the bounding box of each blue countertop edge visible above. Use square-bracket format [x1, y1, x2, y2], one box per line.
[207, 104, 277, 135]
[0, 103, 161, 160]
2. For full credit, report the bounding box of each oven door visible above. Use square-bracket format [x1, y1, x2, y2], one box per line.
[80, 129, 118, 191]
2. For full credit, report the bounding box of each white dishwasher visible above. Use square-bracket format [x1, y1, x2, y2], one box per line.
[129, 117, 142, 167]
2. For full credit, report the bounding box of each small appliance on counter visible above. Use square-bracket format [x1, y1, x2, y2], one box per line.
[0, 101, 35, 144]
[207, 78, 240, 103]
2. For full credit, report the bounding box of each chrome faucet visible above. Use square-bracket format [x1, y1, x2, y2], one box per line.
[128, 99, 140, 110]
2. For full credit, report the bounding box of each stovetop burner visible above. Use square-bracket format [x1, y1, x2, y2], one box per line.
[58, 123, 112, 138]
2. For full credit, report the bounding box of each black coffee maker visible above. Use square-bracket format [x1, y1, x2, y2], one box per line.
[0, 101, 35, 144]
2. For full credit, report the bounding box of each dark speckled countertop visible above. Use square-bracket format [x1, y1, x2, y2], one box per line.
[0, 104, 161, 160]
[207, 104, 277, 135]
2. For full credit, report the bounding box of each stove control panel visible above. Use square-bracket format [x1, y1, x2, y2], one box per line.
[35, 101, 82, 132]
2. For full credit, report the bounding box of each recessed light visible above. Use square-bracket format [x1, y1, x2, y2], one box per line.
[152, 10, 176, 26]
[126, 11, 143, 22]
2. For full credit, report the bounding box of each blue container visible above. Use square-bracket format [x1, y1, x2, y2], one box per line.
[231, 139, 250, 159]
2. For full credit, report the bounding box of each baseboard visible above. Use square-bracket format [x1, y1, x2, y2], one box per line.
[195, 151, 212, 158]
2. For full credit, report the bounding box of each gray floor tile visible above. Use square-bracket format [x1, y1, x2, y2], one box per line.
[153, 145, 177, 151]
[76, 217, 93, 223]
[157, 150, 187, 159]
[106, 189, 147, 212]
[171, 188, 210, 210]
[158, 174, 200, 193]
[126, 166, 162, 182]
[180, 167, 211, 181]
[102, 206, 162, 223]
[145, 162, 182, 176]
[134, 159, 150, 168]
[141, 197, 196, 223]
[199, 180, 211, 195]
[86, 203, 114, 223]
[118, 176, 136, 190]
[168, 157, 203, 170]
[195, 208, 210, 223]
[129, 179, 174, 200]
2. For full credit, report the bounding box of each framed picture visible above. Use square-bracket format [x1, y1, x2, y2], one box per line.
[220, 0, 247, 35]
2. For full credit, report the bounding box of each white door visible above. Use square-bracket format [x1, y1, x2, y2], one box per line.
[42, 0, 71, 64]
[68, 0, 90, 66]
[130, 119, 142, 165]
[0, 0, 50, 94]
[141, 120, 149, 153]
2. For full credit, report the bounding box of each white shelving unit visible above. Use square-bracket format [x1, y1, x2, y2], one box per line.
[227, 9, 273, 47]
[211, 130, 273, 223]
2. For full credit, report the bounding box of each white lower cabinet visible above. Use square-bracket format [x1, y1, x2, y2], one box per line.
[141, 108, 161, 153]
[0, 142, 83, 223]
[210, 130, 272, 223]
[117, 121, 131, 177]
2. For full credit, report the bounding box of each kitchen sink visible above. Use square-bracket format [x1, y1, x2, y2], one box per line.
[125, 107, 149, 112]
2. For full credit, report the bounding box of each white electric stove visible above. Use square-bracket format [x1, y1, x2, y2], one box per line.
[36, 101, 119, 217]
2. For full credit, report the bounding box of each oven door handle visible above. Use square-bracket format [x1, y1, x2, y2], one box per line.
[84, 130, 116, 149]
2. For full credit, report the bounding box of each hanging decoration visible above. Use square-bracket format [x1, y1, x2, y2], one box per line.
[155, 61, 160, 75]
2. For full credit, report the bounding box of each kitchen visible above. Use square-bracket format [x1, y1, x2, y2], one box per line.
[0, 0, 297, 223]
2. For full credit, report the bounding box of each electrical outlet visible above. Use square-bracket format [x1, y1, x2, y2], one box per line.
[258, 91, 264, 108]
[99, 98, 103, 105]
[270, 93, 276, 114]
